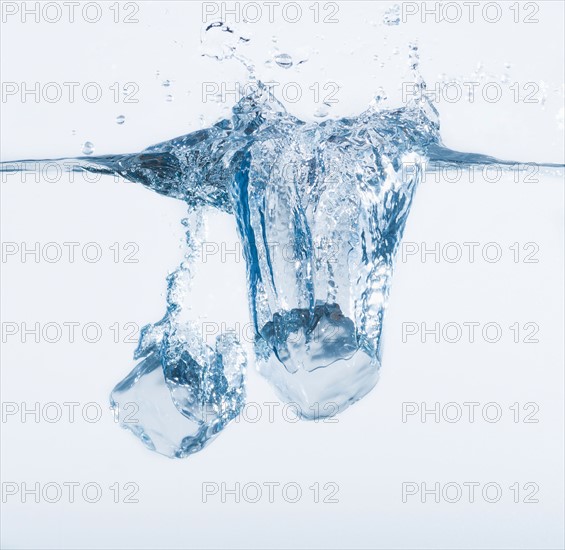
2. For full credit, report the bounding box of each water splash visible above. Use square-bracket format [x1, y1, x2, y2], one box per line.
[1, 38, 563, 458]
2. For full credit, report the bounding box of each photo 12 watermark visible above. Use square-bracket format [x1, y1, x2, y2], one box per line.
[201, 481, 340, 503]
[1, 2, 141, 24]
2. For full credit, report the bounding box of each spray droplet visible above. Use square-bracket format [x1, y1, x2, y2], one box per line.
[166, 94, 174, 102]
[200, 21, 248, 61]
[81, 141, 94, 155]
[313, 104, 330, 118]
[369, 87, 388, 111]
[162, 80, 171, 87]
[408, 41, 419, 71]
[71, 129, 76, 136]
[116, 115, 125, 125]
[504, 62, 512, 70]
[383, 4, 400, 26]
[274, 53, 293, 69]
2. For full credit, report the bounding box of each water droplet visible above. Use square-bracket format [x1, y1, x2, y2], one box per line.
[383, 4, 401, 26]
[71, 129, 76, 136]
[504, 62, 512, 70]
[166, 94, 174, 102]
[375, 87, 387, 102]
[201, 21, 244, 61]
[82, 141, 94, 155]
[116, 115, 125, 125]
[162, 79, 171, 87]
[369, 87, 388, 111]
[313, 104, 330, 118]
[274, 53, 293, 69]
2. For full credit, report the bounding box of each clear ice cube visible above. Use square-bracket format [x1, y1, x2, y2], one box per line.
[110, 329, 246, 458]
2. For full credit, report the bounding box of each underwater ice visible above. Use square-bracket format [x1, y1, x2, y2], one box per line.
[111, 331, 246, 458]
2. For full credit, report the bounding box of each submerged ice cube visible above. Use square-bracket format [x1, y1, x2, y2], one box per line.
[259, 303, 379, 418]
[110, 328, 246, 458]
[110, 351, 203, 458]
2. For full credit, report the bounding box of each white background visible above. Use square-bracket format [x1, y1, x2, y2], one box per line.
[1, 1, 564, 549]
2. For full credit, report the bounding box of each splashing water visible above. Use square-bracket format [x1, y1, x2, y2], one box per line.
[1, 35, 563, 458]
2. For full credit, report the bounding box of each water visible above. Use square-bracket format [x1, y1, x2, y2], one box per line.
[1, 46, 563, 458]
[81, 141, 95, 155]
[274, 53, 293, 69]
[383, 4, 401, 26]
